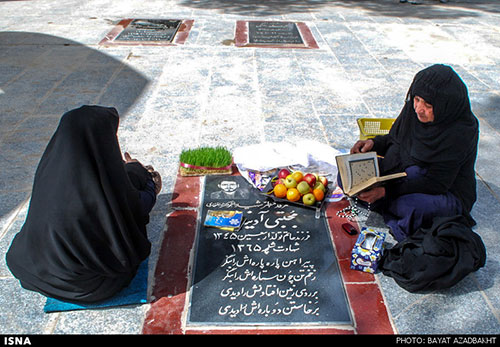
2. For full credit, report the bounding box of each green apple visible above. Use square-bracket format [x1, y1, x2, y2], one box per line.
[313, 182, 326, 192]
[297, 181, 311, 195]
[302, 193, 316, 206]
[284, 176, 297, 189]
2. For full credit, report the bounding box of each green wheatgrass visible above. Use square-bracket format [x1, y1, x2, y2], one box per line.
[179, 146, 232, 168]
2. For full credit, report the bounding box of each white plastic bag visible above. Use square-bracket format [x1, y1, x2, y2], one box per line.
[233, 141, 341, 190]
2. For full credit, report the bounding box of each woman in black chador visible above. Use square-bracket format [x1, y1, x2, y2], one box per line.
[350, 64, 479, 242]
[6, 105, 161, 303]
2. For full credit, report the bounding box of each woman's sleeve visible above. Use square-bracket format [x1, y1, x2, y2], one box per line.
[125, 162, 157, 216]
[385, 161, 461, 198]
[138, 179, 157, 216]
[371, 134, 391, 156]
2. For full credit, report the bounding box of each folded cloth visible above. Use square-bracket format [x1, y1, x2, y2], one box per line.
[233, 141, 341, 189]
[233, 142, 309, 172]
[44, 259, 148, 313]
[379, 215, 486, 293]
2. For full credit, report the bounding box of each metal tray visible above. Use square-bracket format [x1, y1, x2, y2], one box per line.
[259, 169, 330, 218]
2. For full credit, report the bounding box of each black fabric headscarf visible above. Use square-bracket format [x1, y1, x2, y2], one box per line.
[6, 105, 151, 303]
[389, 64, 479, 166]
[378, 64, 479, 218]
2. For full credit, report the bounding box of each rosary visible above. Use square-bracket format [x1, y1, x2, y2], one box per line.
[336, 197, 371, 222]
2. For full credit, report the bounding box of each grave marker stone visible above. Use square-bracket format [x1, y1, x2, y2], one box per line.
[235, 20, 319, 49]
[114, 19, 181, 43]
[187, 175, 351, 326]
[248, 21, 304, 45]
[99, 18, 193, 46]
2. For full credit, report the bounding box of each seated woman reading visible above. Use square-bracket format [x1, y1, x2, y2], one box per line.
[6, 105, 161, 303]
[348, 64, 479, 242]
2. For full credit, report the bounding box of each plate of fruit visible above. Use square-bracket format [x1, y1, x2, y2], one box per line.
[262, 168, 329, 210]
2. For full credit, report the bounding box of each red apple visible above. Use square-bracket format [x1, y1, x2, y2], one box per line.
[303, 173, 316, 187]
[272, 177, 286, 187]
[278, 168, 291, 179]
[277, 178, 286, 185]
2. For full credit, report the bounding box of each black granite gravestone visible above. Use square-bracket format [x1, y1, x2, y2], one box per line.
[187, 175, 352, 326]
[248, 21, 304, 45]
[115, 19, 182, 42]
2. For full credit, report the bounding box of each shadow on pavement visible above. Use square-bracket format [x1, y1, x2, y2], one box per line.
[179, 0, 500, 18]
[0, 32, 149, 222]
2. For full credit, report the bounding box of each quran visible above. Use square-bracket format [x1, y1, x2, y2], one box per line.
[335, 152, 406, 197]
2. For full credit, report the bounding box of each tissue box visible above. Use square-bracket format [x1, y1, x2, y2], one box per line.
[350, 228, 386, 273]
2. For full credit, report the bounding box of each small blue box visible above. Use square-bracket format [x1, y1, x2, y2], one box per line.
[350, 228, 386, 273]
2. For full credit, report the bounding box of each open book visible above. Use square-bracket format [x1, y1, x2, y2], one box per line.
[335, 152, 406, 197]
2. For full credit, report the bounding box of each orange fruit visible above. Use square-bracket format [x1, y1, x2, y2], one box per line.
[286, 188, 301, 202]
[291, 171, 303, 183]
[313, 188, 325, 201]
[273, 184, 287, 198]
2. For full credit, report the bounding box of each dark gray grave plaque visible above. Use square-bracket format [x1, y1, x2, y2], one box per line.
[115, 19, 181, 42]
[248, 21, 304, 45]
[187, 175, 352, 326]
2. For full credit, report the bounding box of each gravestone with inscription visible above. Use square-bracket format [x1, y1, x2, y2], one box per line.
[248, 21, 304, 45]
[187, 175, 352, 326]
[115, 19, 182, 42]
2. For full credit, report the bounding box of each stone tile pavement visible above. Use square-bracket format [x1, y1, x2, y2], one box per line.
[1, 0, 500, 334]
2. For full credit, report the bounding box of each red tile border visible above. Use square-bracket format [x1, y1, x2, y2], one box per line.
[143, 171, 394, 334]
[143, 295, 186, 334]
[345, 283, 394, 335]
[185, 327, 354, 335]
[99, 19, 194, 46]
[325, 201, 375, 283]
[324, 202, 395, 334]
[142, 207, 196, 334]
[170, 174, 202, 209]
[235, 20, 319, 49]
[150, 209, 197, 299]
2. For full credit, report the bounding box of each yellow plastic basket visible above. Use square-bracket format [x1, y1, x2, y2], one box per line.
[357, 118, 396, 140]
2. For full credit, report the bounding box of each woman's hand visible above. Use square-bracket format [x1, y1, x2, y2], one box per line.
[357, 186, 385, 204]
[125, 152, 162, 195]
[124, 152, 139, 164]
[350, 139, 374, 154]
[147, 167, 162, 195]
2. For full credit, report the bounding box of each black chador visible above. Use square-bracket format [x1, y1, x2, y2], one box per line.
[6, 106, 154, 303]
